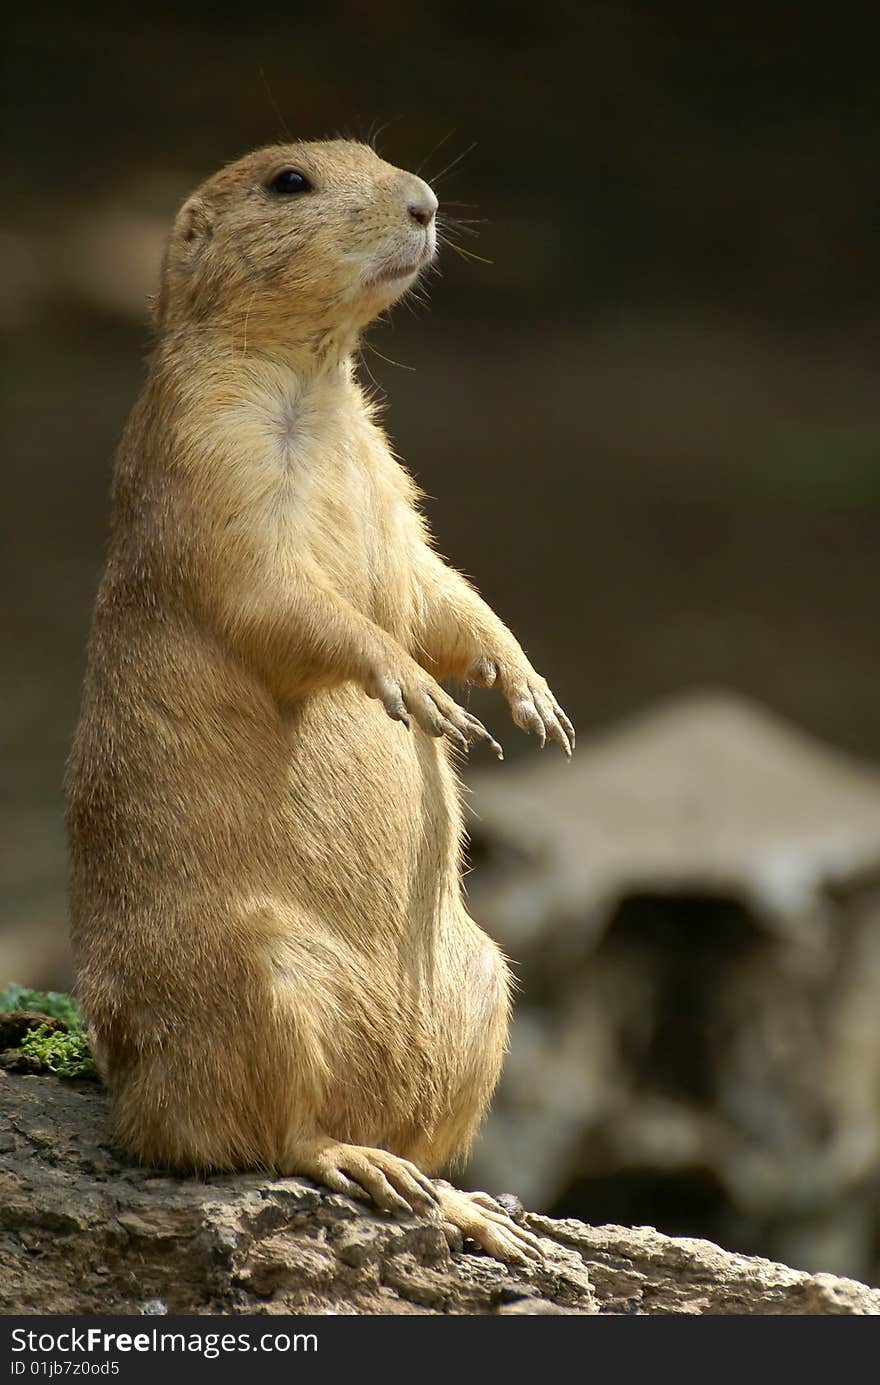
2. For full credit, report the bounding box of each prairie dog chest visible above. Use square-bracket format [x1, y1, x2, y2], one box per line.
[233, 368, 415, 622]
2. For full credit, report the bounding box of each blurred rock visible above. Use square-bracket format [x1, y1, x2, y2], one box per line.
[465, 691, 880, 1284]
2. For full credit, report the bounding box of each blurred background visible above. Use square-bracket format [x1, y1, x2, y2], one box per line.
[3, 1, 880, 1282]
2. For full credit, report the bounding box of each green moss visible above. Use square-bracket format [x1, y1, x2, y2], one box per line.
[0, 984, 84, 1032]
[17, 1024, 98, 1079]
[0, 984, 98, 1079]
[16, 1030, 98, 1080]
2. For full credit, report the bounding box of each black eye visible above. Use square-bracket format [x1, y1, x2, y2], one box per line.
[269, 168, 311, 196]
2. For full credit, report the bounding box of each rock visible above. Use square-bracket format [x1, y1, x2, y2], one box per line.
[1, 1074, 878, 1315]
[464, 692, 880, 1282]
[0, 1011, 67, 1049]
[467, 690, 880, 953]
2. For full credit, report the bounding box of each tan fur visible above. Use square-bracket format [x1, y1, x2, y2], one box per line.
[65, 141, 573, 1260]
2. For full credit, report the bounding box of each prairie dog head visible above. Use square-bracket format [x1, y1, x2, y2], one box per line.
[155, 141, 438, 349]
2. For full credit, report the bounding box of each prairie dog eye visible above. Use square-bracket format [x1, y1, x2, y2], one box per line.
[269, 169, 312, 196]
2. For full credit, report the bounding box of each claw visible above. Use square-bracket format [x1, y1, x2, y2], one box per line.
[554, 704, 576, 749]
[447, 725, 470, 752]
[547, 715, 571, 758]
[486, 732, 504, 760]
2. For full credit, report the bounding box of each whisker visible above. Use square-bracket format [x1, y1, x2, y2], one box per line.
[365, 117, 396, 151]
[364, 339, 416, 372]
[429, 141, 478, 188]
[437, 233, 493, 267]
[418, 129, 457, 177]
[258, 67, 293, 143]
[401, 292, 428, 320]
[438, 220, 483, 239]
[359, 348, 385, 395]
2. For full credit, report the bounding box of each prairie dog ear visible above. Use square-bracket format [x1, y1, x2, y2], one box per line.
[153, 197, 214, 329]
[176, 197, 213, 247]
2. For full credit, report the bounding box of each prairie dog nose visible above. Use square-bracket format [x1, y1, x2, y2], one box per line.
[405, 178, 438, 227]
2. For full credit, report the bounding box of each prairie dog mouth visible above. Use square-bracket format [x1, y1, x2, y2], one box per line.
[369, 243, 435, 287]
[375, 260, 422, 284]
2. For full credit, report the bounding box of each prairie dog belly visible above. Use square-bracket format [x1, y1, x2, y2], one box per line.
[274, 683, 463, 937]
[263, 836, 506, 1155]
[264, 687, 506, 1153]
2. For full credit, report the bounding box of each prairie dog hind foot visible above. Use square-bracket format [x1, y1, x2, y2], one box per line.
[283, 1137, 440, 1216]
[284, 1140, 543, 1265]
[434, 1182, 544, 1265]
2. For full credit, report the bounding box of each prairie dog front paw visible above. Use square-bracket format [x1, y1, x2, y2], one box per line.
[368, 661, 504, 758]
[470, 657, 574, 758]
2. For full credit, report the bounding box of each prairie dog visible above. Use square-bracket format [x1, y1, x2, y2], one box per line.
[65, 141, 574, 1263]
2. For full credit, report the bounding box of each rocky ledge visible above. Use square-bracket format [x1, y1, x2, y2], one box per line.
[1, 1075, 878, 1315]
